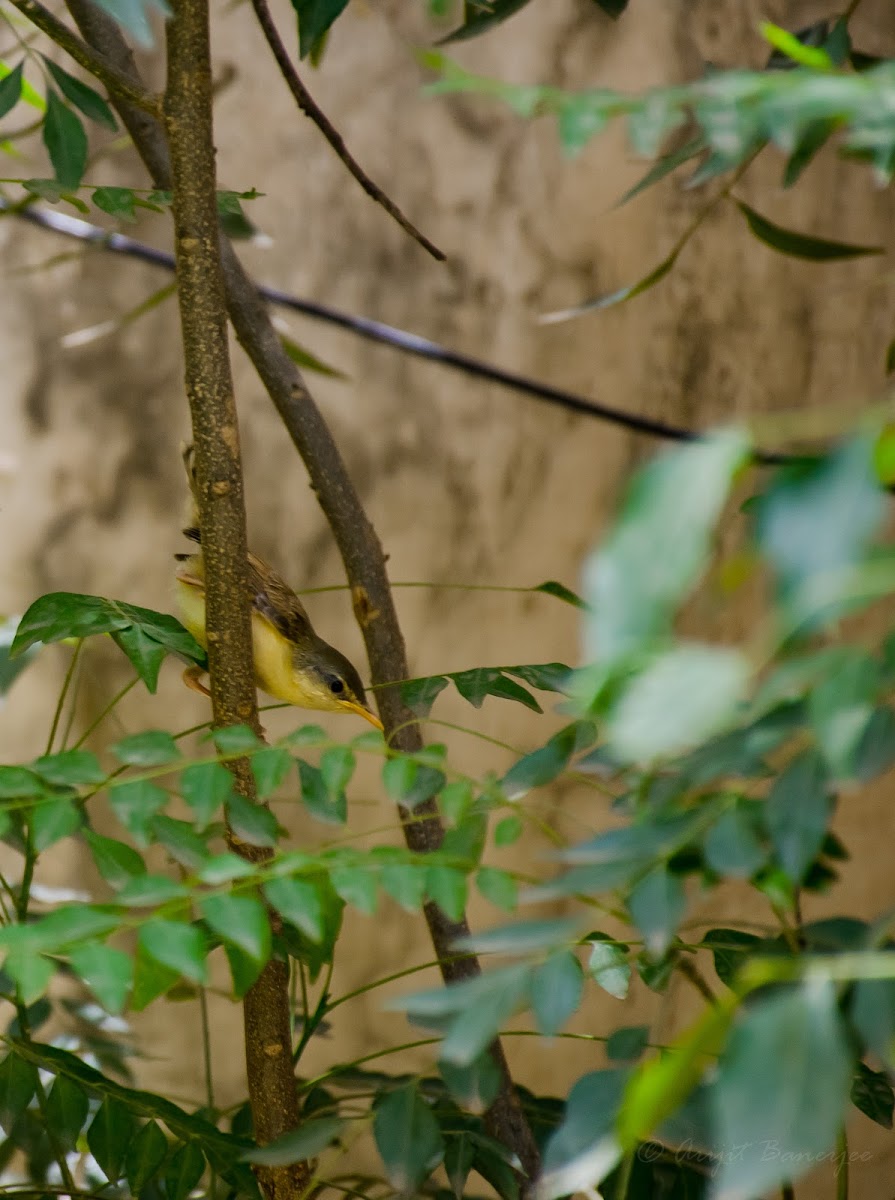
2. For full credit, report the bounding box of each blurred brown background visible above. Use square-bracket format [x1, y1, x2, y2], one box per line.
[1, 0, 895, 1194]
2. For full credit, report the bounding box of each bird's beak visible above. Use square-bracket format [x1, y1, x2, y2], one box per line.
[347, 702, 384, 731]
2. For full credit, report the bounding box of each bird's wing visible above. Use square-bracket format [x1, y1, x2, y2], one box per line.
[246, 551, 314, 644]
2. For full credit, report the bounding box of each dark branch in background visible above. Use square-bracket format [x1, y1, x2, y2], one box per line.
[55, 0, 541, 1183]
[6, 0, 160, 114]
[249, 0, 444, 262]
[10, 203, 799, 465]
[163, 1, 306, 1197]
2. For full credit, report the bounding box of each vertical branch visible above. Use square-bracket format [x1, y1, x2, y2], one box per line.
[162, 2, 306, 1197]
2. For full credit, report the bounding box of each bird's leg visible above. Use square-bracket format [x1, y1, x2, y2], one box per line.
[183, 664, 211, 696]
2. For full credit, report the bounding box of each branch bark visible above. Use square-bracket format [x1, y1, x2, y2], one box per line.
[162, 2, 306, 1197]
[63, 1, 540, 1183]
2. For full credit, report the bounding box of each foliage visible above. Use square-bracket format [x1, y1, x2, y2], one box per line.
[2, 2, 895, 1200]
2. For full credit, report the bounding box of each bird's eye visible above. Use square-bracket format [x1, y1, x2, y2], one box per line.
[329, 678, 345, 695]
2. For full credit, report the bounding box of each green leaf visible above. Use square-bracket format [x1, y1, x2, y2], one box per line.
[592, 0, 627, 15]
[502, 722, 593, 799]
[458, 916, 579, 956]
[0, 766, 45, 798]
[92, 185, 137, 220]
[112, 730, 181, 767]
[298, 760, 346, 824]
[540, 1069, 628, 1197]
[279, 333, 348, 379]
[476, 866, 517, 912]
[226, 793, 280, 846]
[540, 248, 679, 323]
[627, 865, 686, 957]
[109, 779, 168, 846]
[533, 580, 587, 609]
[373, 1083, 445, 1192]
[6, 903, 119, 952]
[139, 919, 208, 984]
[198, 853, 256, 884]
[165, 1141, 205, 1200]
[851, 1061, 893, 1129]
[383, 757, 445, 810]
[88, 1096, 137, 1182]
[0, 63, 23, 120]
[32, 796, 82, 850]
[736, 200, 882, 262]
[292, 0, 350, 58]
[43, 58, 117, 130]
[212, 724, 262, 754]
[494, 815, 523, 847]
[439, 0, 532, 44]
[151, 814, 209, 870]
[201, 893, 271, 965]
[438, 780, 473, 826]
[0, 1053, 37, 1132]
[117, 873, 188, 907]
[126, 1120, 168, 1193]
[765, 748, 833, 886]
[606, 1025, 648, 1062]
[69, 942, 132, 1014]
[264, 875, 324, 942]
[439, 1053, 501, 1113]
[701, 928, 763, 989]
[617, 135, 706, 206]
[759, 21, 833, 69]
[586, 934, 631, 1000]
[398, 674, 449, 717]
[329, 859, 378, 914]
[607, 644, 751, 763]
[852, 979, 895, 1066]
[32, 748, 104, 785]
[251, 747, 292, 798]
[378, 858, 427, 912]
[320, 745, 355, 794]
[45, 1073, 89, 1151]
[703, 802, 768, 879]
[180, 760, 233, 829]
[425, 865, 468, 922]
[130, 941, 179, 1010]
[42, 89, 87, 189]
[11, 592, 205, 684]
[4, 951, 54, 1003]
[531, 951, 583, 1036]
[89, 0, 172, 48]
[808, 649, 878, 777]
[243, 1116, 347, 1164]
[584, 430, 751, 672]
[444, 1131, 475, 1199]
[711, 983, 852, 1200]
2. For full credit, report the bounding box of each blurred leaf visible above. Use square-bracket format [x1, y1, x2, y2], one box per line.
[808, 648, 878, 776]
[226, 792, 280, 846]
[151, 814, 209, 870]
[180, 761, 233, 829]
[627, 865, 685, 957]
[251, 747, 292, 798]
[711, 983, 851, 1199]
[32, 796, 82, 850]
[852, 979, 895, 1066]
[264, 875, 324, 942]
[0, 63, 23, 120]
[329, 857, 378, 915]
[298, 759, 346, 824]
[606, 1025, 648, 1062]
[533, 580, 586, 608]
[592, 0, 628, 17]
[607, 644, 751, 763]
[531, 951, 583, 1036]
[126, 1120, 168, 1194]
[765, 749, 833, 886]
[440, 0, 532, 44]
[426, 865, 467, 921]
[201, 893, 271, 966]
[439, 1053, 501, 1113]
[502, 722, 592, 800]
[457, 917, 580, 956]
[494, 815, 523, 846]
[112, 730, 181, 767]
[165, 1142, 205, 1200]
[504, 662, 573, 692]
[212, 724, 262, 754]
[851, 1061, 893, 1129]
[280, 333, 348, 379]
[451, 667, 541, 712]
[373, 1083, 444, 1191]
[617, 135, 706, 206]
[293, 0, 350, 58]
[700, 928, 763, 989]
[736, 201, 882, 261]
[783, 119, 837, 187]
[45, 1073, 89, 1151]
[476, 866, 517, 911]
[93, 185, 138, 220]
[759, 21, 833, 70]
[703, 802, 768, 879]
[401, 675, 450, 717]
[69, 942, 132, 1014]
[89, 0, 171, 48]
[117, 874, 188, 906]
[139, 919, 208, 984]
[540, 1070, 628, 1199]
[586, 934, 631, 1000]
[0, 1054, 37, 1132]
[243, 1116, 346, 1164]
[539, 248, 678, 323]
[43, 90, 87, 189]
[32, 748, 104, 785]
[584, 430, 750, 672]
[43, 58, 117, 130]
[382, 757, 445, 810]
[88, 1096, 137, 1182]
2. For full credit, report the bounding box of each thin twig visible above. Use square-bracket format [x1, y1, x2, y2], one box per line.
[5, 0, 160, 114]
[248, 0, 444, 262]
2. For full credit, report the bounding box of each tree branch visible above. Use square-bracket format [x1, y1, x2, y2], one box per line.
[248, 0, 444, 262]
[60, 2, 540, 1182]
[7, 0, 160, 115]
[162, 1, 306, 1197]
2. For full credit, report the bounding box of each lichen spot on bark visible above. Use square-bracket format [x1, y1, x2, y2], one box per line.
[263, 1041, 284, 1059]
[352, 585, 380, 627]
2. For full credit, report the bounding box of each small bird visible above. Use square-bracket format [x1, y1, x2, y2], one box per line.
[175, 446, 382, 730]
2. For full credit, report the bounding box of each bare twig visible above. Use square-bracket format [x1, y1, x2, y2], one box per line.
[59, 1, 540, 1182]
[163, 0, 307, 1196]
[248, 0, 445, 262]
[6, 0, 160, 114]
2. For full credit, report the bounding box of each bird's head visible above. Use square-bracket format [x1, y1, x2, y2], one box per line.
[293, 638, 383, 730]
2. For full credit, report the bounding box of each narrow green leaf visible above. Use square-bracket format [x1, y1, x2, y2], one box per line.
[117, 874, 188, 907]
[373, 1083, 445, 1191]
[69, 942, 132, 1014]
[139, 919, 208, 984]
[765, 749, 833, 885]
[502, 722, 585, 800]
[0, 1054, 38, 1132]
[540, 249, 678, 323]
[533, 580, 587, 608]
[617, 135, 706, 206]
[439, 1053, 501, 1113]
[165, 1141, 205, 1200]
[43, 58, 117, 129]
[45, 1073, 89, 1151]
[439, 0, 531, 44]
[737, 200, 882, 261]
[43, 89, 87, 189]
[280, 332, 348, 379]
[88, 1096, 137, 1182]
[0, 63, 23, 120]
[494, 815, 523, 846]
[125, 1120, 168, 1193]
[759, 21, 833, 69]
[243, 1116, 346, 1164]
